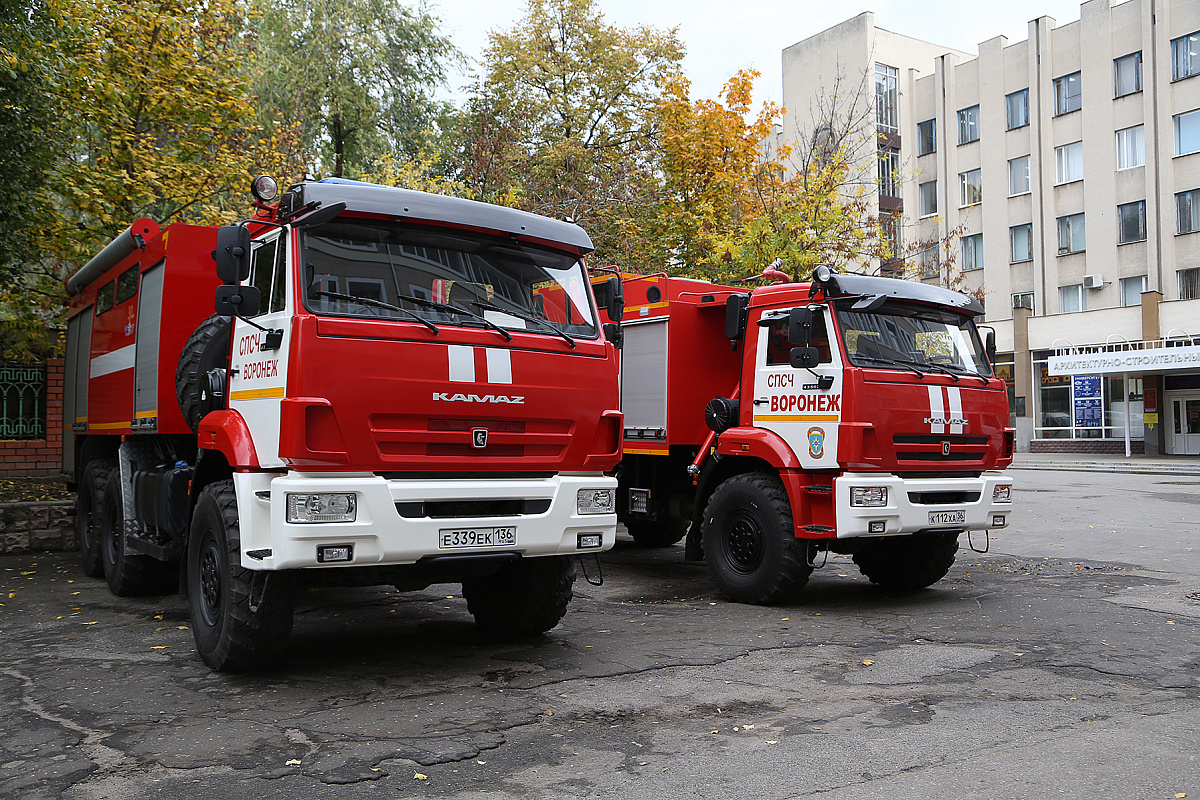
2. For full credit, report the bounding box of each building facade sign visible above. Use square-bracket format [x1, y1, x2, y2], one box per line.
[1048, 345, 1200, 376]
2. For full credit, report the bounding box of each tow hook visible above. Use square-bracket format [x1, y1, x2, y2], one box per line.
[575, 553, 604, 586]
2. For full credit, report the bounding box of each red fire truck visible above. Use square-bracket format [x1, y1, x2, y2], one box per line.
[600, 268, 1013, 603]
[63, 177, 624, 670]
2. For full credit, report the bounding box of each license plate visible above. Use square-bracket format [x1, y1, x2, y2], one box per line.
[928, 510, 966, 526]
[438, 527, 517, 549]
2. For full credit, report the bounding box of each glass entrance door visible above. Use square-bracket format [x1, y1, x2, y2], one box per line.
[1169, 396, 1200, 454]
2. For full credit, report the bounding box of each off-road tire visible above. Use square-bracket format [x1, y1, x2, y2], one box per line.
[76, 459, 115, 578]
[188, 480, 296, 671]
[625, 518, 687, 548]
[702, 472, 812, 604]
[852, 532, 960, 591]
[175, 314, 232, 432]
[462, 556, 575, 636]
[99, 468, 174, 596]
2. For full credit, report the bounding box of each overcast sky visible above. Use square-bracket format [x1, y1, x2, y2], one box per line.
[426, 0, 1088, 106]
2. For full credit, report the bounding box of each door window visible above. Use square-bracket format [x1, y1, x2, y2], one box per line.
[764, 312, 831, 365]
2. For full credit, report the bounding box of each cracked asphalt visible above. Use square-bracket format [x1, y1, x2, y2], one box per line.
[1, 468, 1198, 799]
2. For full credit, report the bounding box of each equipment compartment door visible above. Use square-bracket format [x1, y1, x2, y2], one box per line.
[227, 231, 290, 467]
[750, 307, 843, 469]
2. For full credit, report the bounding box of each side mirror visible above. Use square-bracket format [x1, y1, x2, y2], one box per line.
[213, 225, 251, 285]
[725, 294, 749, 340]
[788, 307, 813, 346]
[215, 284, 261, 317]
[605, 275, 624, 322]
[985, 328, 997, 366]
[292, 201, 346, 228]
[603, 322, 623, 350]
[790, 346, 819, 369]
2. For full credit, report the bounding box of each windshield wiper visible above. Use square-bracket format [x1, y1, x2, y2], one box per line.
[938, 363, 991, 384]
[394, 293, 513, 341]
[853, 355, 925, 378]
[468, 300, 577, 349]
[312, 290, 439, 334]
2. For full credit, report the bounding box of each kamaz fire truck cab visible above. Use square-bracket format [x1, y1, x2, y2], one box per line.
[606, 267, 1014, 604]
[65, 177, 623, 670]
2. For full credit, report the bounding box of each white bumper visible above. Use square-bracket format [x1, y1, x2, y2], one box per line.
[833, 471, 1012, 538]
[233, 472, 616, 570]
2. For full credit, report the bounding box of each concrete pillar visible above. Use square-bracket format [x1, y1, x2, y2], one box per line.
[1141, 290, 1165, 455]
[1013, 306, 1034, 452]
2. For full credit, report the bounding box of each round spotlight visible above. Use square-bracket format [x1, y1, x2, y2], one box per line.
[813, 265, 833, 283]
[251, 175, 279, 203]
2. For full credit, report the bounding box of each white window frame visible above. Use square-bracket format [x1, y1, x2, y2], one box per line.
[1054, 72, 1082, 115]
[960, 169, 982, 207]
[1055, 141, 1084, 184]
[875, 63, 899, 133]
[958, 105, 980, 145]
[1117, 200, 1146, 244]
[1172, 32, 1200, 81]
[919, 180, 938, 217]
[1008, 155, 1030, 196]
[1120, 276, 1147, 307]
[1010, 223, 1033, 263]
[1114, 52, 1142, 97]
[1180, 267, 1200, 300]
[1116, 125, 1145, 170]
[1006, 89, 1029, 130]
[1059, 284, 1086, 313]
[917, 119, 936, 156]
[1176, 109, 1200, 156]
[1012, 292, 1034, 312]
[1178, 188, 1200, 234]
[961, 232, 983, 271]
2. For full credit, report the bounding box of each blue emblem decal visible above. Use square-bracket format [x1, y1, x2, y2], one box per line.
[807, 426, 825, 459]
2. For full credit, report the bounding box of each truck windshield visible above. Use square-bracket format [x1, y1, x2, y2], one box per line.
[835, 301, 992, 379]
[299, 219, 598, 338]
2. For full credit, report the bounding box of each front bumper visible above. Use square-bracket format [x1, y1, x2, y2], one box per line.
[234, 471, 617, 570]
[833, 471, 1012, 538]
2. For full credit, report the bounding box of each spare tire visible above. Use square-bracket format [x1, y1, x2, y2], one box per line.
[176, 314, 232, 432]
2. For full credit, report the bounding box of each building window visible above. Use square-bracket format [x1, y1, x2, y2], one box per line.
[960, 169, 982, 207]
[1176, 110, 1200, 156]
[919, 243, 940, 278]
[1006, 89, 1029, 129]
[1058, 213, 1085, 254]
[1012, 292, 1034, 312]
[919, 180, 938, 217]
[961, 232, 983, 271]
[875, 63, 898, 133]
[877, 147, 900, 198]
[1116, 125, 1145, 170]
[1114, 52, 1142, 96]
[917, 119, 936, 155]
[1060, 284, 1086, 313]
[880, 211, 903, 266]
[1172, 31, 1200, 81]
[1180, 267, 1200, 299]
[1054, 71, 1082, 115]
[1121, 275, 1147, 307]
[958, 105, 980, 144]
[1055, 141, 1084, 184]
[1011, 223, 1033, 263]
[1008, 155, 1030, 195]
[1117, 200, 1146, 244]
[1178, 188, 1200, 233]
[0, 361, 47, 440]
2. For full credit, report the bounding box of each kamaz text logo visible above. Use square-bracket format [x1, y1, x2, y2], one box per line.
[926, 386, 966, 434]
[433, 392, 525, 404]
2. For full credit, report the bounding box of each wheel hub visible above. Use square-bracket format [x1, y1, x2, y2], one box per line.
[198, 539, 222, 625]
[725, 512, 765, 573]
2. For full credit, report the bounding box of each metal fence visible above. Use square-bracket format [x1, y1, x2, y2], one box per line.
[0, 361, 47, 439]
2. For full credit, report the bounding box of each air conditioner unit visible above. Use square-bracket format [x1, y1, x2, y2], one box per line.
[1083, 274, 1104, 289]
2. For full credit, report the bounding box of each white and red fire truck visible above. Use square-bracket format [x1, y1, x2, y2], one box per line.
[63, 177, 624, 670]
[599, 268, 1013, 603]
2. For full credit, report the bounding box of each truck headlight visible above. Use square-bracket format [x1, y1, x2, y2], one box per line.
[850, 487, 888, 507]
[993, 485, 1012, 503]
[577, 488, 615, 515]
[287, 493, 356, 523]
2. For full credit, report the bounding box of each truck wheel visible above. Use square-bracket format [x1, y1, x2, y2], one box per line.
[463, 556, 575, 636]
[176, 314, 232, 432]
[76, 459, 115, 578]
[98, 469, 174, 596]
[188, 480, 295, 671]
[852, 532, 960, 591]
[702, 473, 812, 604]
[625, 518, 687, 547]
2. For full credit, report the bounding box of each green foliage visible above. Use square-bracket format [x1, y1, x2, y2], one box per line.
[249, 0, 459, 178]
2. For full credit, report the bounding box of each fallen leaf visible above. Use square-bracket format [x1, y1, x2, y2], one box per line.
[150, 646, 168, 650]
[285, 759, 301, 766]
[476, 761, 486, 765]
[545, 710, 554, 716]
[767, 740, 779, 745]
[862, 659, 875, 666]
[414, 773, 428, 780]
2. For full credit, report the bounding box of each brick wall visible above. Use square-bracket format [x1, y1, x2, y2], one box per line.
[0, 359, 63, 478]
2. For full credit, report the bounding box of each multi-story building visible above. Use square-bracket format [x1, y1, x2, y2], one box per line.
[781, 0, 1200, 455]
